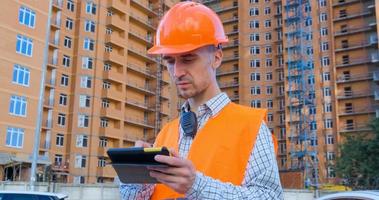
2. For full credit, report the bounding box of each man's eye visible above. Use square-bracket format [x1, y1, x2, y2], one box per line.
[167, 60, 175, 65]
[182, 59, 193, 63]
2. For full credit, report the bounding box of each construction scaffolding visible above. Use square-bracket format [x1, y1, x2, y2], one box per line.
[284, 0, 318, 189]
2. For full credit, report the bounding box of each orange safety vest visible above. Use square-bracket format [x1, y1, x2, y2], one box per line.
[151, 102, 269, 200]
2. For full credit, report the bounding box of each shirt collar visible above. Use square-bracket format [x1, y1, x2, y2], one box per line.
[181, 92, 231, 117]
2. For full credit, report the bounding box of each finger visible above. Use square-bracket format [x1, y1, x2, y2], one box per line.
[149, 166, 188, 177]
[154, 155, 186, 167]
[149, 170, 185, 184]
[169, 148, 179, 157]
[135, 140, 152, 148]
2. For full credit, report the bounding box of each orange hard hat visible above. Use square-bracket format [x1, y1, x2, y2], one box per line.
[147, 1, 229, 55]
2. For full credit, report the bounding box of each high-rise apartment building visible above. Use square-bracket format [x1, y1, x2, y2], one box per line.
[201, 0, 378, 188]
[0, 0, 177, 184]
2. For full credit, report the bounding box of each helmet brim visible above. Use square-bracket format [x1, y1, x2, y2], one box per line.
[147, 39, 229, 55]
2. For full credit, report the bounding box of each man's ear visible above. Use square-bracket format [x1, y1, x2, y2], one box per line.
[212, 49, 223, 70]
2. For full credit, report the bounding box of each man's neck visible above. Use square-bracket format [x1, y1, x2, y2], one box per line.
[187, 86, 221, 114]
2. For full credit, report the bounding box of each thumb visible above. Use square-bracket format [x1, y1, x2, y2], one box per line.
[168, 148, 179, 157]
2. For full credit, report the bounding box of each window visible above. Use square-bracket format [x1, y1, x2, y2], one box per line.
[83, 38, 95, 51]
[98, 157, 106, 167]
[320, 28, 328, 36]
[66, 18, 73, 30]
[80, 76, 92, 88]
[56, 134, 64, 147]
[59, 93, 67, 106]
[62, 55, 71, 67]
[250, 20, 259, 28]
[327, 167, 336, 178]
[84, 20, 95, 32]
[308, 75, 315, 85]
[74, 154, 87, 168]
[310, 121, 317, 131]
[266, 72, 273, 80]
[76, 135, 88, 147]
[268, 113, 273, 122]
[100, 118, 108, 127]
[104, 63, 111, 71]
[85, 2, 97, 15]
[265, 32, 272, 41]
[78, 114, 89, 128]
[82, 57, 93, 69]
[323, 87, 331, 97]
[103, 81, 111, 89]
[250, 46, 260, 55]
[101, 99, 110, 108]
[250, 8, 259, 16]
[264, 7, 271, 15]
[325, 119, 333, 129]
[327, 152, 335, 161]
[322, 57, 330, 66]
[79, 95, 91, 108]
[266, 59, 272, 67]
[250, 86, 261, 95]
[19, 6, 36, 28]
[6, 127, 24, 148]
[267, 100, 273, 108]
[265, 46, 272, 54]
[320, 13, 327, 22]
[57, 113, 66, 126]
[250, 0, 259, 3]
[106, 27, 113, 35]
[266, 86, 273, 94]
[305, 19, 312, 26]
[63, 36, 72, 48]
[279, 142, 286, 154]
[309, 106, 316, 115]
[55, 154, 63, 165]
[250, 73, 260, 81]
[321, 42, 329, 51]
[67, 0, 75, 12]
[326, 135, 334, 144]
[319, 0, 327, 7]
[74, 176, 85, 184]
[105, 44, 112, 52]
[16, 34, 33, 56]
[250, 33, 259, 41]
[251, 100, 261, 108]
[12, 64, 30, 86]
[99, 137, 108, 147]
[250, 59, 260, 68]
[325, 103, 332, 112]
[264, 20, 271, 28]
[61, 74, 69, 86]
[9, 95, 27, 117]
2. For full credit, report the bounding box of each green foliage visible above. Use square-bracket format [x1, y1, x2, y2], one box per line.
[336, 118, 379, 189]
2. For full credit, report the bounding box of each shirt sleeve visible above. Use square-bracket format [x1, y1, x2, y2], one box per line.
[119, 183, 155, 200]
[185, 121, 284, 200]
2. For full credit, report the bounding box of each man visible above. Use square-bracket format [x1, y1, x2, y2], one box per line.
[120, 2, 283, 199]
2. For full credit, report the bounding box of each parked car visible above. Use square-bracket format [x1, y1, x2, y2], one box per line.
[317, 190, 379, 200]
[0, 191, 68, 200]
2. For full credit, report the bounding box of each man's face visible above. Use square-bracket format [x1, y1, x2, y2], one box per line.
[163, 46, 219, 99]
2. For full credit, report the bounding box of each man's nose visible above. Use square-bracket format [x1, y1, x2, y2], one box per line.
[173, 62, 186, 79]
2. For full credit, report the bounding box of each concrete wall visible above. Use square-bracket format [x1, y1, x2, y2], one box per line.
[0, 182, 316, 200]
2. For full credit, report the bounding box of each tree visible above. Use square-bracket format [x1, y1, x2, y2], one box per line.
[336, 118, 379, 189]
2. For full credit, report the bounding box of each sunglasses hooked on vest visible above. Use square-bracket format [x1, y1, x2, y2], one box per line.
[180, 105, 198, 138]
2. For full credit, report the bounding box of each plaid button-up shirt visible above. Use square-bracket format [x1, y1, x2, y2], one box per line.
[120, 93, 283, 200]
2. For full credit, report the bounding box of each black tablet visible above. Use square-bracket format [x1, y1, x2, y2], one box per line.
[107, 147, 170, 183]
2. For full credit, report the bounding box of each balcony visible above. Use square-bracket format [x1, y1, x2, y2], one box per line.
[212, 3, 238, 13]
[337, 90, 374, 99]
[335, 38, 378, 52]
[49, 39, 59, 49]
[338, 106, 377, 116]
[52, 162, 69, 172]
[339, 123, 372, 133]
[104, 52, 125, 67]
[336, 54, 379, 68]
[129, 12, 156, 31]
[222, 16, 238, 24]
[127, 63, 156, 79]
[216, 68, 239, 76]
[52, 0, 63, 10]
[105, 34, 126, 48]
[45, 79, 56, 88]
[42, 119, 53, 130]
[99, 126, 123, 139]
[333, 9, 374, 22]
[223, 41, 239, 49]
[106, 15, 125, 31]
[334, 23, 377, 37]
[222, 55, 239, 62]
[336, 73, 373, 83]
[376, 109, 379, 118]
[226, 30, 239, 36]
[128, 46, 156, 63]
[47, 57, 58, 69]
[97, 165, 116, 178]
[108, 0, 127, 14]
[50, 18, 61, 29]
[124, 117, 154, 129]
[102, 86, 124, 101]
[218, 81, 239, 89]
[128, 29, 153, 46]
[374, 71, 379, 82]
[333, 0, 361, 7]
[125, 98, 154, 111]
[230, 95, 239, 101]
[103, 69, 125, 84]
[126, 81, 155, 95]
[375, 91, 379, 101]
[130, 0, 157, 15]
[100, 106, 123, 121]
[43, 97, 54, 108]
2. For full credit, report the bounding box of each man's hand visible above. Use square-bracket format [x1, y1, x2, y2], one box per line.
[148, 150, 196, 194]
[135, 140, 152, 148]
